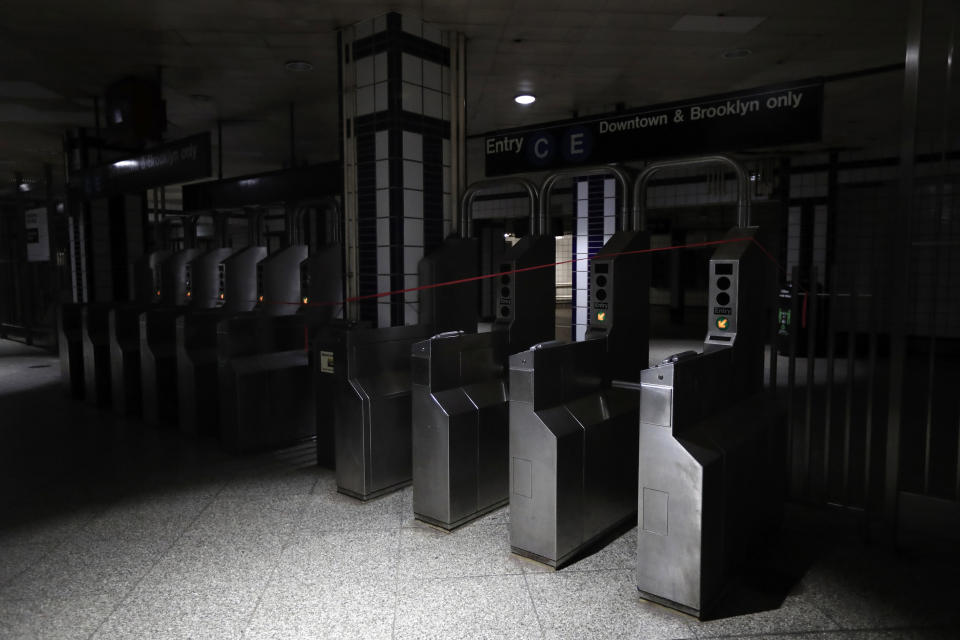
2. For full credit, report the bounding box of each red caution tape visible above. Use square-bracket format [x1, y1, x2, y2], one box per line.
[266, 234, 793, 311]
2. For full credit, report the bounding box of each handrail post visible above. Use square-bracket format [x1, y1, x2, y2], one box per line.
[631, 155, 751, 231]
[458, 178, 540, 238]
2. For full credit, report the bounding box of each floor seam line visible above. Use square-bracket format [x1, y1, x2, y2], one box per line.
[84, 479, 227, 639]
[238, 492, 311, 638]
[521, 569, 547, 639]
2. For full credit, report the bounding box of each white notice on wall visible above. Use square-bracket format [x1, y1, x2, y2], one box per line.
[24, 207, 49, 262]
[319, 350, 335, 374]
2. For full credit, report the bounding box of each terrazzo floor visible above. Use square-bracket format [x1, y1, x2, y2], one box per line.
[1, 338, 958, 639]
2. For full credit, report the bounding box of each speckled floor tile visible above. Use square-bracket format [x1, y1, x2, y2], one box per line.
[136, 539, 281, 596]
[298, 487, 403, 533]
[181, 495, 307, 551]
[242, 577, 396, 640]
[277, 527, 399, 584]
[394, 574, 540, 640]
[0, 534, 167, 600]
[526, 569, 695, 640]
[0, 593, 118, 640]
[0, 544, 51, 587]
[93, 584, 255, 640]
[81, 495, 209, 542]
[398, 523, 528, 580]
[691, 589, 839, 637]
[796, 550, 957, 631]
[219, 466, 320, 497]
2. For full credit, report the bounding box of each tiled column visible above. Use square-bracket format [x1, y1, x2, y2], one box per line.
[571, 177, 617, 340]
[340, 13, 453, 327]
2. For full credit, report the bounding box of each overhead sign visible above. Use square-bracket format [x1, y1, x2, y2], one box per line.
[182, 162, 341, 211]
[484, 79, 823, 176]
[24, 207, 49, 262]
[70, 132, 212, 198]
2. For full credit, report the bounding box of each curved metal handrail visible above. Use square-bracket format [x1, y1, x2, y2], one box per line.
[631, 155, 751, 231]
[538, 165, 633, 235]
[459, 177, 539, 238]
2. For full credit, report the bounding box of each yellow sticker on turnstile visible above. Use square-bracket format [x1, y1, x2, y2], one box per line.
[716, 316, 729, 330]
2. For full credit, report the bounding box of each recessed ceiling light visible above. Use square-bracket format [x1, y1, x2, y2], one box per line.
[722, 48, 753, 59]
[514, 94, 536, 105]
[285, 60, 314, 72]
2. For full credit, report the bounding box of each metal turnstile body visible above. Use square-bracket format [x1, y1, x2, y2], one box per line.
[106, 250, 172, 416]
[218, 313, 315, 451]
[508, 230, 650, 567]
[81, 304, 113, 407]
[635, 228, 783, 618]
[217, 246, 267, 312]
[133, 250, 171, 303]
[255, 245, 309, 316]
[176, 248, 243, 437]
[217, 245, 326, 451]
[109, 304, 151, 416]
[139, 248, 202, 425]
[508, 338, 640, 567]
[316, 237, 479, 500]
[58, 303, 85, 398]
[411, 235, 556, 529]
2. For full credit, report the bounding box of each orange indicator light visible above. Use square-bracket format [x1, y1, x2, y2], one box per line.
[596, 312, 606, 322]
[716, 316, 729, 330]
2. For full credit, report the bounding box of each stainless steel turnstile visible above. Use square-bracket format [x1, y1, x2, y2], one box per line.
[218, 313, 316, 451]
[108, 250, 171, 416]
[635, 227, 782, 618]
[316, 236, 478, 500]
[509, 338, 640, 567]
[176, 247, 243, 437]
[58, 303, 85, 399]
[139, 248, 202, 425]
[217, 244, 334, 451]
[81, 304, 113, 407]
[507, 166, 651, 567]
[633, 158, 783, 619]
[411, 177, 555, 529]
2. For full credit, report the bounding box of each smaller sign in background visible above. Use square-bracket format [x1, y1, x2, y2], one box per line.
[24, 207, 49, 262]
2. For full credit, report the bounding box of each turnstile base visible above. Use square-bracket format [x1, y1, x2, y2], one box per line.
[511, 511, 637, 570]
[636, 589, 702, 620]
[337, 479, 411, 502]
[414, 498, 508, 532]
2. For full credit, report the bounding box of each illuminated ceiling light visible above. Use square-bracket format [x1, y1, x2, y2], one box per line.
[514, 94, 536, 105]
[285, 60, 314, 72]
[721, 48, 753, 59]
[113, 159, 138, 169]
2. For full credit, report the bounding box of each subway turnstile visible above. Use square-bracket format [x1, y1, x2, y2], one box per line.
[315, 237, 478, 500]
[58, 303, 85, 399]
[81, 304, 113, 407]
[217, 244, 332, 451]
[507, 228, 650, 567]
[411, 234, 556, 529]
[139, 248, 203, 425]
[175, 247, 243, 437]
[107, 250, 171, 416]
[635, 227, 783, 618]
[218, 313, 316, 451]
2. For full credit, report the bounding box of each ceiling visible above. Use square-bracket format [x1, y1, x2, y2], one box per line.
[0, 0, 909, 194]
